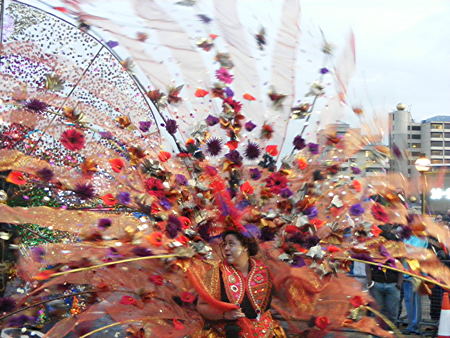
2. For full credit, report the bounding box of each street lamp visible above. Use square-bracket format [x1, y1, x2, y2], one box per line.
[415, 156, 431, 214]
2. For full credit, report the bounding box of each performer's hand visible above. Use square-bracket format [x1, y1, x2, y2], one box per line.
[223, 308, 245, 320]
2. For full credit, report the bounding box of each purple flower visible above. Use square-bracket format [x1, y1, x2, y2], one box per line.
[117, 192, 130, 205]
[244, 142, 260, 160]
[249, 168, 262, 180]
[31, 247, 45, 263]
[319, 67, 329, 74]
[237, 200, 251, 210]
[206, 137, 223, 156]
[280, 188, 293, 198]
[159, 197, 172, 210]
[166, 215, 182, 238]
[99, 131, 113, 139]
[37, 168, 54, 182]
[165, 119, 178, 134]
[205, 115, 220, 126]
[224, 87, 234, 97]
[292, 256, 306, 267]
[392, 143, 402, 158]
[225, 150, 243, 166]
[197, 14, 212, 24]
[243, 224, 261, 239]
[106, 40, 119, 48]
[139, 121, 152, 132]
[131, 246, 153, 257]
[349, 203, 365, 216]
[293, 135, 306, 150]
[198, 222, 211, 242]
[8, 315, 34, 327]
[351, 166, 362, 175]
[25, 99, 48, 113]
[98, 218, 112, 229]
[379, 245, 390, 257]
[175, 174, 188, 186]
[261, 226, 276, 241]
[0, 297, 16, 312]
[303, 206, 318, 219]
[74, 183, 95, 199]
[308, 142, 319, 154]
[304, 235, 320, 248]
[245, 121, 257, 131]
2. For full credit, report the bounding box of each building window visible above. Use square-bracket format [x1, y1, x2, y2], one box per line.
[411, 152, 422, 156]
[411, 143, 419, 148]
[411, 126, 421, 131]
[431, 159, 443, 164]
[408, 169, 411, 175]
[445, 141, 450, 147]
[445, 124, 450, 129]
[411, 134, 421, 139]
[432, 123, 443, 129]
[445, 150, 450, 156]
[431, 141, 443, 147]
[445, 133, 450, 138]
[431, 132, 443, 138]
[445, 159, 450, 164]
[431, 150, 442, 156]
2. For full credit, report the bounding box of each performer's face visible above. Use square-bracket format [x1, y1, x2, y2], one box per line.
[222, 234, 247, 265]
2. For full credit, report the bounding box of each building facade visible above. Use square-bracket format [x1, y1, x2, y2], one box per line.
[389, 104, 450, 177]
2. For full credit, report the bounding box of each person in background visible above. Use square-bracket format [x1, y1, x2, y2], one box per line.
[402, 234, 428, 335]
[365, 224, 402, 329]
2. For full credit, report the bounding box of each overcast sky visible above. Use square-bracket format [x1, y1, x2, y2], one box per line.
[300, 0, 450, 123]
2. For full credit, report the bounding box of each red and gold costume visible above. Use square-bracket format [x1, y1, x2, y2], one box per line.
[196, 258, 286, 337]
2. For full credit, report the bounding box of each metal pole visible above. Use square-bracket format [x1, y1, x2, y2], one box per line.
[421, 172, 426, 215]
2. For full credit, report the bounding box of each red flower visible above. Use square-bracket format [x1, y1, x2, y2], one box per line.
[350, 295, 365, 307]
[146, 232, 163, 247]
[371, 224, 383, 237]
[148, 274, 164, 286]
[225, 140, 239, 150]
[109, 158, 125, 173]
[176, 235, 189, 245]
[195, 88, 209, 97]
[180, 291, 196, 303]
[145, 178, 165, 197]
[178, 216, 191, 229]
[310, 218, 325, 229]
[101, 193, 118, 206]
[158, 151, 171, 162]
[297, 158, 308, 170]
[119, 295, 138, 306]
[285, 225, 299, 234]
[6, 171, 27, 185]
[326, 245, 341, 253]
[265, 145, 279, 157]
[60, 129, 85, 151]
[223, 97, 242, 113]
[352, 180, 362, 192]
[173, 319, 184, 330]
[265, 172, 288, 194]
[240, 181, 254, 195]
[371, 203, 389, 223]
[315, 316, 330, 330]
[209, 179, 226, 192]
[243, 93, 256, 101]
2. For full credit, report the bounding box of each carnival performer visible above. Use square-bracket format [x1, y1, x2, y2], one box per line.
[196, 230, 285, 337]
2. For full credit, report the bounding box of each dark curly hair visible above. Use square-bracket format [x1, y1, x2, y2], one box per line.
[221, 230, 259, 256]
